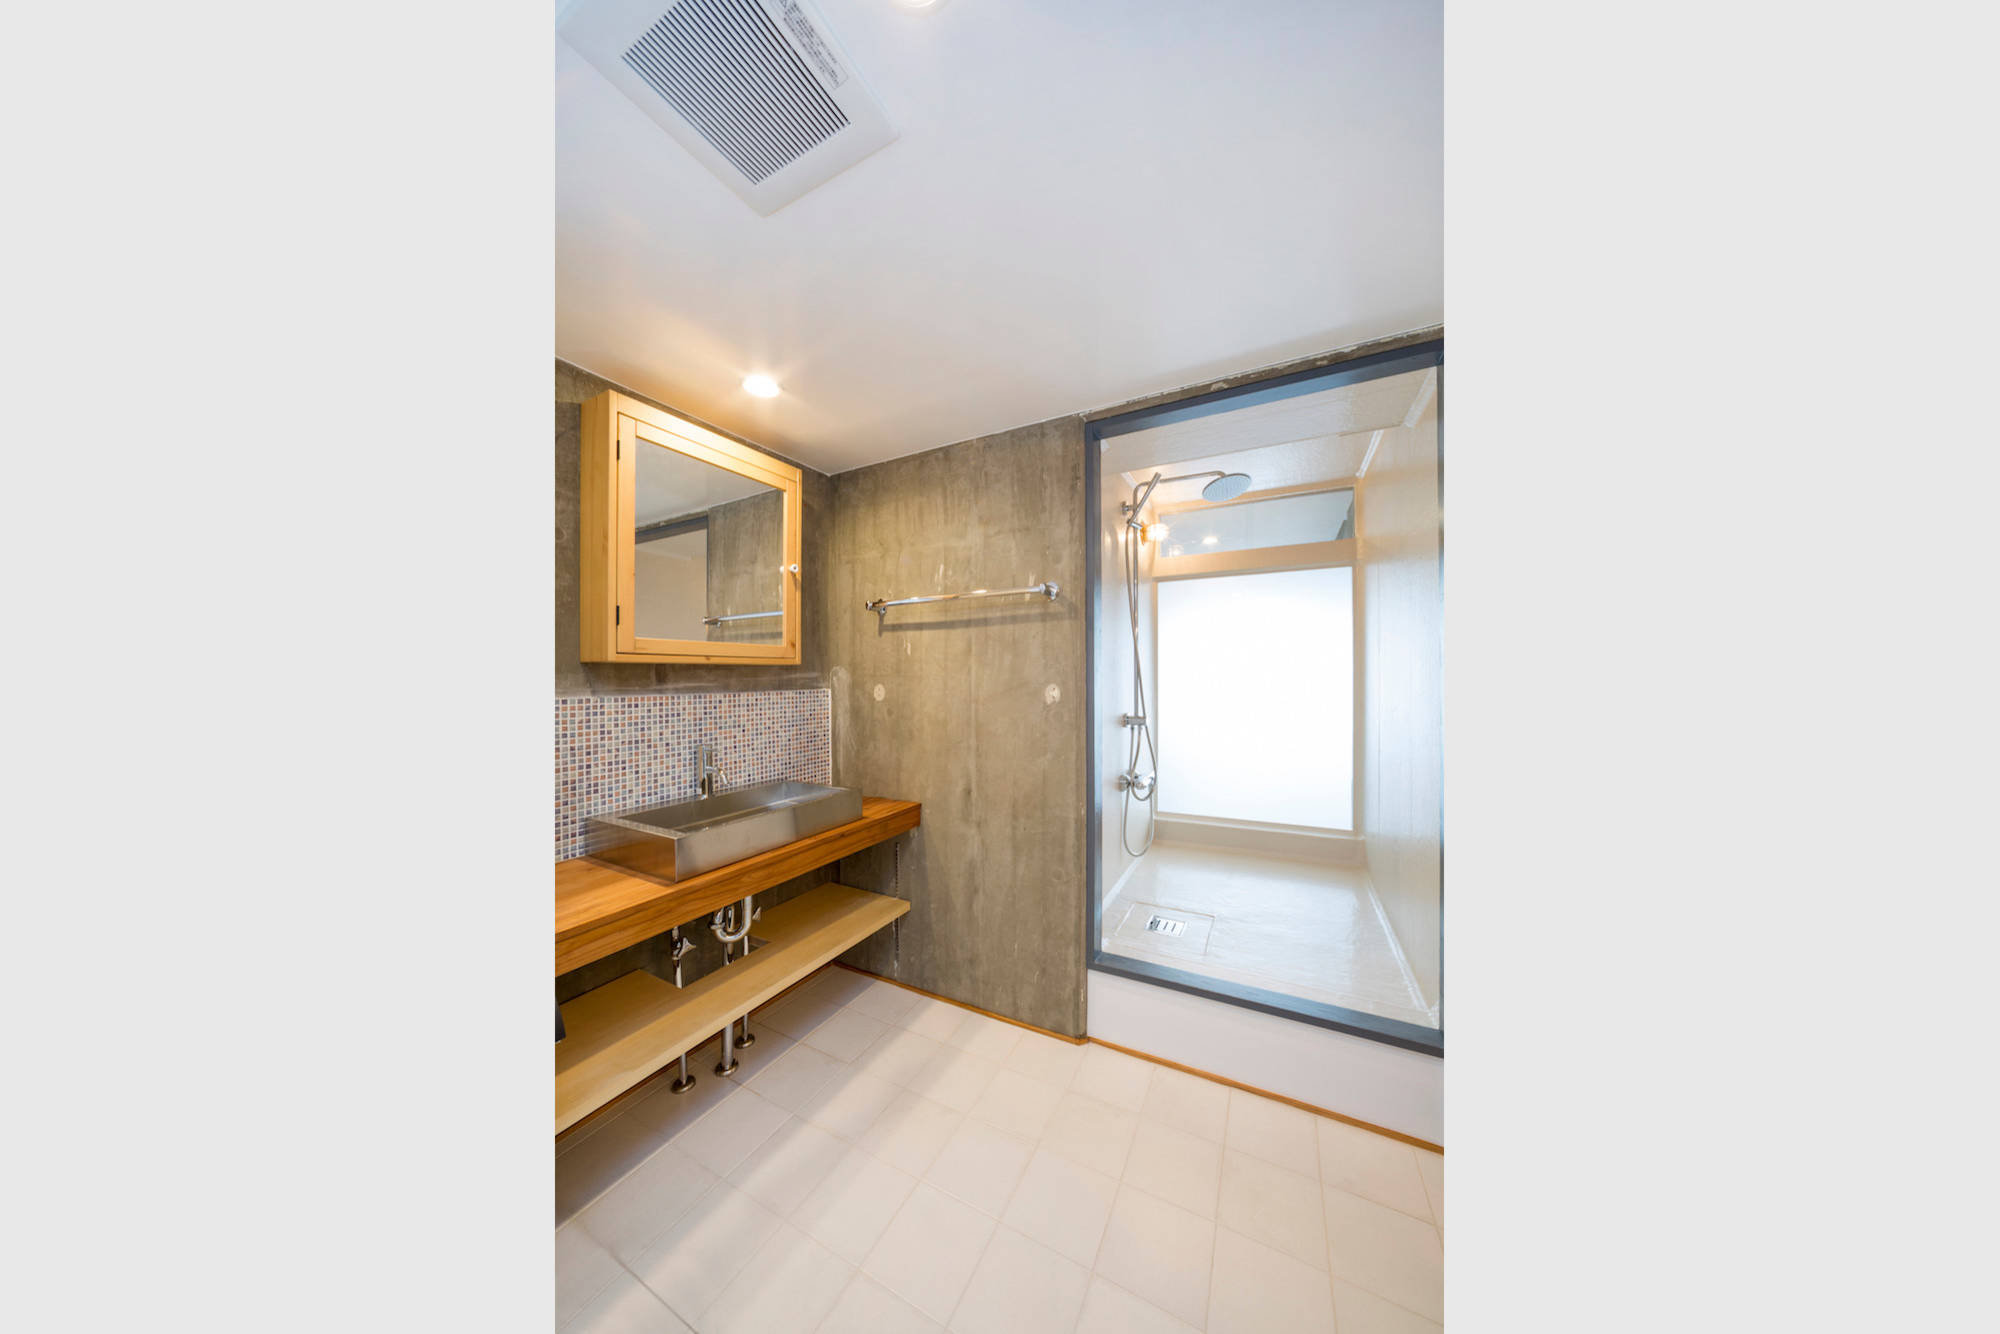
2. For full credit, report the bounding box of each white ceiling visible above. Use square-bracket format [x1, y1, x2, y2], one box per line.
[556, 0, 1441, 474]
[1110, 366, 1433, 499]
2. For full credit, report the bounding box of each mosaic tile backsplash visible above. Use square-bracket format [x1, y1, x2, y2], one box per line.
[554, 690, 832, 860]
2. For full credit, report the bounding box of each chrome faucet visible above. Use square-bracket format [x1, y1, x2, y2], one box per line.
[697, 742, 723, 798]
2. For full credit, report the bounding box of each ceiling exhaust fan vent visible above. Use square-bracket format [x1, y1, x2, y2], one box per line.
[562, 0, 898, 215]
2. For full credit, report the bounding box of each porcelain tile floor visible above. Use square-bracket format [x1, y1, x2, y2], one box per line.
[557, 966, 1443, 1332]
[1101, 844, 1439, 1029]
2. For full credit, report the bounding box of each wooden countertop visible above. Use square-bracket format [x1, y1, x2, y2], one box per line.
[555, 797, 920, 975]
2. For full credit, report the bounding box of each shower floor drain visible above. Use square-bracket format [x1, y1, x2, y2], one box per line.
[1145, 915, 1188, 937]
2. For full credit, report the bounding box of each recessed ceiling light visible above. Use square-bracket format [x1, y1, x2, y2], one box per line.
[742, 374, 780, 398]
[893, 0, 948, 11]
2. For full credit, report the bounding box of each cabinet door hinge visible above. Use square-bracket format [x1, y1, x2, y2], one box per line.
[616, 605, 621, 626]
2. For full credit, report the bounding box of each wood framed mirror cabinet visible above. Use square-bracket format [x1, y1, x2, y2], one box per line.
[578, 390, 803, 665]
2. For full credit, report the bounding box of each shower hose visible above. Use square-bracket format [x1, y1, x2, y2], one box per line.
[1121, 513, 1159, 858]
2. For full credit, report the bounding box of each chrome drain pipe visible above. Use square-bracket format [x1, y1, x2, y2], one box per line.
[668, 928, 696, 1094]
[711, 897, 759, 1075]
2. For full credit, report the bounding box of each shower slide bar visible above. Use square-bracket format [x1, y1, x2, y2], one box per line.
[701, 610, 782, 625]
[864, 582, 1060, 618]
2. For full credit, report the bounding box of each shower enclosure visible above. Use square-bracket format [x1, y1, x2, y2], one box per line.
[1086, 340, 1444, 1054]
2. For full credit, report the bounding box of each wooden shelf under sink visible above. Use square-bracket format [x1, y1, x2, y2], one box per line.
[555, 796, 920, 975]
[555, 882, 908, 1133]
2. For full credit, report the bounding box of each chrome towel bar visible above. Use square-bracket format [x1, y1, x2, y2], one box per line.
[865, 582, 1059, 618]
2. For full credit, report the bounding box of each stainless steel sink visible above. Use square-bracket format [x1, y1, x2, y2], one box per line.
[586, 780, 864, 882]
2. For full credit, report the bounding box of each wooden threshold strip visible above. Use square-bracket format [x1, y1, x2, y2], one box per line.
[826, 963, 1440, 1153]
[1085, 1036, 1441, 1155]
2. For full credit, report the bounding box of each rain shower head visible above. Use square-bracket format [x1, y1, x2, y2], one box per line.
[1124, 469, 1256, 520]
[1201, 472, 1253, 502]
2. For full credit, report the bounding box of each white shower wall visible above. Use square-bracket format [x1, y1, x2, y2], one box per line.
[1358, 380, 1444, 1012]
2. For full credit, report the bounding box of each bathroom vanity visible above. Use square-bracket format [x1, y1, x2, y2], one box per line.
[553, 797, 919, 1132]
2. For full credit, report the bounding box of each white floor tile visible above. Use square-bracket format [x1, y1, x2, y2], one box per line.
[802, 1007, 892, 1063]
[907, 1047, 1002, 1114]
[746, 1044, 849, 1113]
[968, 1068, 1065, 1139]
[1093, 1185, 1216, 1329]
[698, 1028, 799, 1088]
[623, 1066, 737, 1146]
[845, 979, 923, 1026]
[925, 1118, 1035, 1218]
[561, 1269, 694, 1334]
[675, 1088, 790, 1178]
[1000, 1148, 1118, 1267]
[791, 1146, 918, 1265]
[1002, 1031, 1087, 1089]
[702, 1222, 853, 1334]
[799, 1067, 901, 1142]
[727, 1117, 848, 1216]
[901, 996, 971, 1043]
[1414, 1150, 1443, 1232]
[556, 1222, 626, 1328]
[799, 967, 875, 1008]
[756, 987, 847, 1041]
[817, 1274, 943, 1334]
[1071, 1047, 1155, 1113]
[1223, 1087, 1318, 1177]
[1206, 1226, 1336, 1334]
[857, 1028, 948, 1087]
[1332, 1278, 1444, 1334]
[861, 1182, 998, 1324]
[1321, 1186, 1443, 1323]
[1315, 1118, 1432, 1221]
[557, 1105, 673, 1224]
[1072, 1277, 1200, 1334]
[1139, 1066, 1228, 1143]
[946, 1013, 1024, 1064]
[1216, 1149, 1327, 1269]
[946, 1226, 1090, 1334]
[857, 1089, 964, 1177]
[1039, 1090, 1141, 1177]
[628, 1183, 782, 1326]
[575, 1142, 719, 1264]
[1122, 1119, 1223, 1219]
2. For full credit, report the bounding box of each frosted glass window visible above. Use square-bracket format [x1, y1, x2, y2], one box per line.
[1158, 489, 1351, 558]
[1156, 567, 1353, 830]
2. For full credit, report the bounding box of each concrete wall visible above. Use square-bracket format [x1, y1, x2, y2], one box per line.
[825, 417, 1091, 1036]
[1359, 384, 1443, 1010]
[555, 359, 832, 694]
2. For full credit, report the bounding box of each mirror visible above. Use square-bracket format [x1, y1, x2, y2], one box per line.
[579, 389, 803, 665]
[632, 439, 785, 645]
